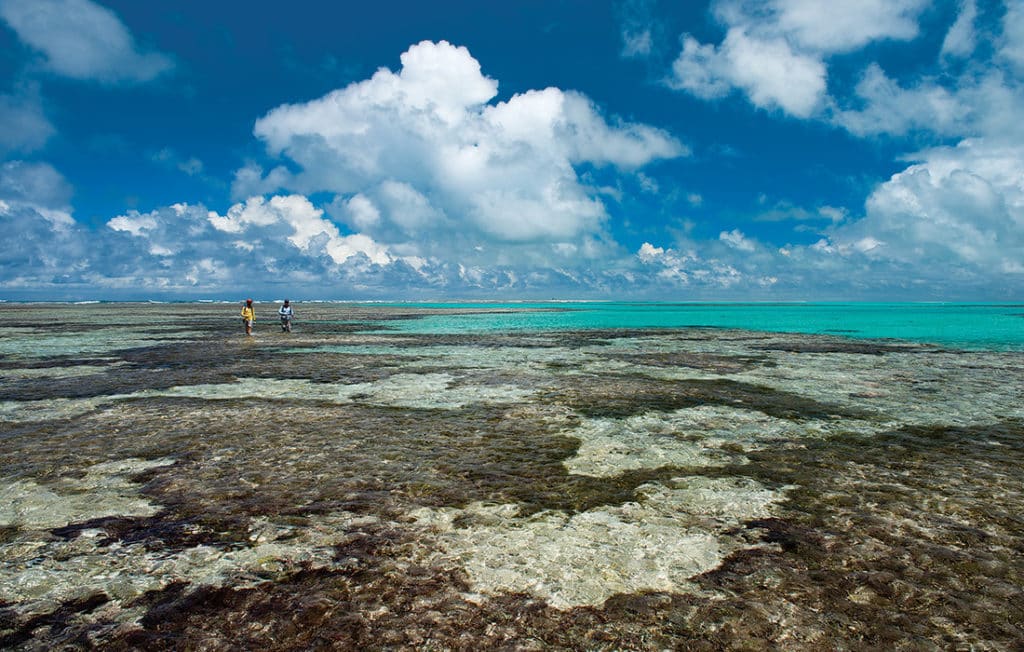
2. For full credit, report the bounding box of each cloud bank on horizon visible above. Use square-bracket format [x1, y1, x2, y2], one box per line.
[0, 0, 1022, 299]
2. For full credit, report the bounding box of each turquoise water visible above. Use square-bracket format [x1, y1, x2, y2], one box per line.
[378, 302, 1024, 351]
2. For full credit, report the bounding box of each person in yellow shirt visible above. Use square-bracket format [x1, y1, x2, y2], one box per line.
[241, 298, 255, 336]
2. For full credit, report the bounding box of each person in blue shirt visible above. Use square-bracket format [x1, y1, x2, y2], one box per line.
[278, 299, 294, 332]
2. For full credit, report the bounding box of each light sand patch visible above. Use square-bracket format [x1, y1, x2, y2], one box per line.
[0, 510, 380, 614]
[348, 372, 535, 408]
[0, 458, 176, 530]
[409, 476, 790, 609]
[0, 329, 192, 359]
[1, 373, 537, 423]
[0, 450, 379, 614]
[131, 373, 534, 409]
[732, 350, 1024, 426]
[0, 397, 109, 423]
[283, 343, 587, 373]
[639, 476, 787, 520]
[564, 405, 851, 477]
[1, 362, 125, 380]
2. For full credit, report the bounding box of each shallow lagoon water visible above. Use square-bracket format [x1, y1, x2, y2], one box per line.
[0, 302, 1022, 649]
[378, 302, 1024, 351]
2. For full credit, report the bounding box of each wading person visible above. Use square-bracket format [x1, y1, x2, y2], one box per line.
[241, 298, 255, 336]
[278, 299, 294, 332]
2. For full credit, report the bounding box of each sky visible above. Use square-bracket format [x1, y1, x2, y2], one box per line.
[1, 0, 1022, 301]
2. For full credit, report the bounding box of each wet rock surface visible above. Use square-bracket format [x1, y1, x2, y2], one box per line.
[0, 303, 1022, 650]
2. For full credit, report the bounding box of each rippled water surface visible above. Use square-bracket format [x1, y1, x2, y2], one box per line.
[1, 303, 1022, 650]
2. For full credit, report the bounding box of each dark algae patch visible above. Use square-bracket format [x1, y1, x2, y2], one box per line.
[556, 374, 871, 421]
[603, 350, 771, 373]
[1, 303, 1022, 649]
[752, 338, 928, 355]
[0, 592, 110, 649]
[685, 420, 1024, 650]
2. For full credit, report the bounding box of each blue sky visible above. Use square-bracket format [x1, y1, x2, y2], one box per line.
[1, 0, 1022, 300]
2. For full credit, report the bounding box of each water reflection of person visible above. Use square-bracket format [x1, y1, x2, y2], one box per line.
[278, 299, 294, 332]
[241, 298, 255, 336]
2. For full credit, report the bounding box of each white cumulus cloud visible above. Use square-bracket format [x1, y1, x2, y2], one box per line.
[670, 28, 826, 118]
[721, 29, 826, 117]
[0, 0, 173, 83]
[86, 197, 403, 294]
[742, 0, 928, 54]
[2, 40, 690, 298]
[250, 40, 685, 247]
[719, 228, 756, 251]
[838, 139, 1024, 274]
[833, 64, 970, 137]
[204, 195, 392, 266]
[668, 0, 928, 119]
[0, 160, 72, 222]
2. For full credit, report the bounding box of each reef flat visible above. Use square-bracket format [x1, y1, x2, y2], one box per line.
[1, 303, 1022, 650]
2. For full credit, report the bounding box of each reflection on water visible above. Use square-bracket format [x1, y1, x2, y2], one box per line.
[0, 303, 1021, 649]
